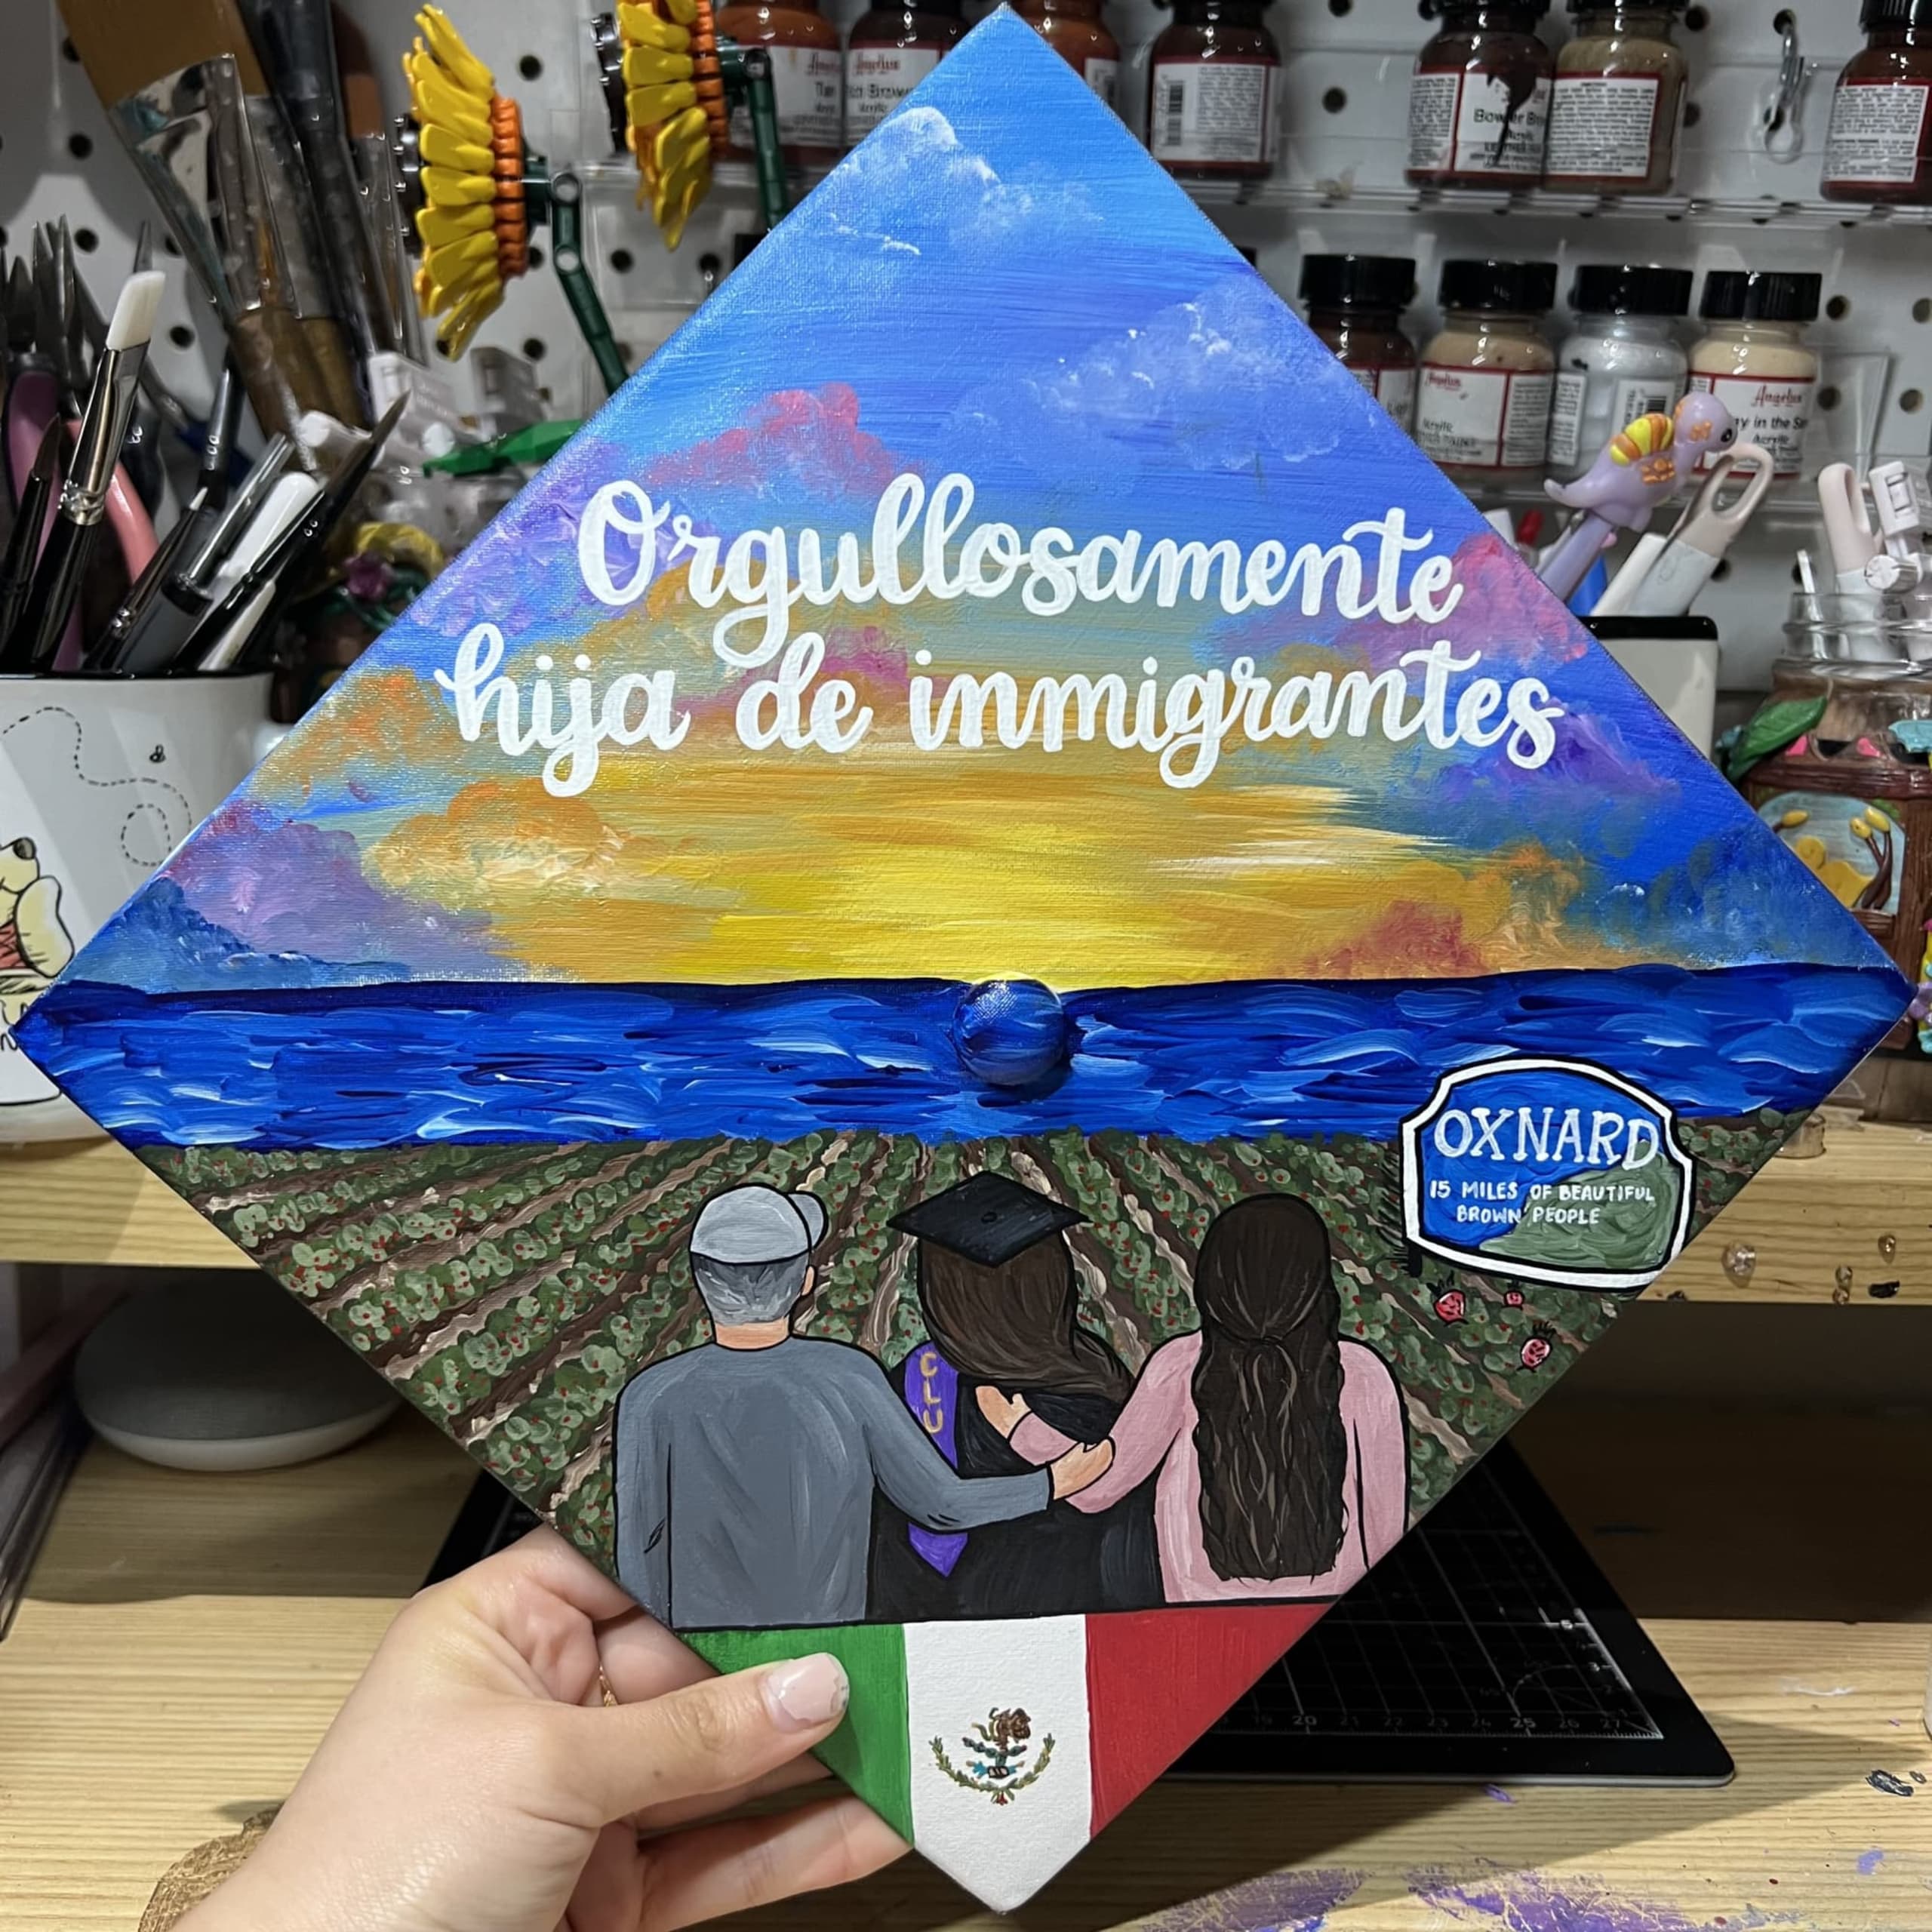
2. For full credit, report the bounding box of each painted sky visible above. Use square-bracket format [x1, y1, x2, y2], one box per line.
[61, 11, 1885, 995]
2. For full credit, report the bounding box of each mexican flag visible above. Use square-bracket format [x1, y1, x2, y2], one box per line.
[690, 1604, 1324, 1909]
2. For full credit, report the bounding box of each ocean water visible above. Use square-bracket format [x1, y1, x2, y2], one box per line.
[21, 963, 1904, 1152]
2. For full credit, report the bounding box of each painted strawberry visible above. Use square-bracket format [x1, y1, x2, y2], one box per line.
[1504, 1289, 1524, 1307]
[1520, 1326, 1555, 1371]
[1434, 1289, 1466, 1323]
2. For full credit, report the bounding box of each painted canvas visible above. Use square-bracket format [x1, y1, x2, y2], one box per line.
[19, 11, 1909, 1908]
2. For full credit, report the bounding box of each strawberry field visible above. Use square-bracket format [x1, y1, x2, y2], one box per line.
[146, 1111, 1791, 1571]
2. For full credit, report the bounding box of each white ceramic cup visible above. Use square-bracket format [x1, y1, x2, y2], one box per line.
[1588, 616, 1721, 758]
[0, 674, 278, 1141]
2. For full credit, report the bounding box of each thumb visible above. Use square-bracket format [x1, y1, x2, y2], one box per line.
[551, 1652, 851, 1824]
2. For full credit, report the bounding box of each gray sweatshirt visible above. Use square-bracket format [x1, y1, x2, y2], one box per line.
[611, 1336, 1052, 1629]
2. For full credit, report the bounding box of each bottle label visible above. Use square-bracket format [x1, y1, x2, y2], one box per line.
[1823, 79, 1930, 188]
[1416, 364, 1555, 470]
[1084, 57, 1119, 110]
[1348, 362, 1419, 431]
[1545, 72, 1661, 183]
[846, 45, 940, 139]
[728, 45, 844, 153]
[1687, 370, 1814, 481]
[1149, 60, 1276, 166]
[1547, 369, 1685, 469]
[1407, 69, 1551, 180]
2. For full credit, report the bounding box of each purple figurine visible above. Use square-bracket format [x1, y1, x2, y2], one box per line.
[1536, 392, 1737, 603]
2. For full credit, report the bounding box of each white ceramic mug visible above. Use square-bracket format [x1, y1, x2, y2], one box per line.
[0, 674, 279, 1140]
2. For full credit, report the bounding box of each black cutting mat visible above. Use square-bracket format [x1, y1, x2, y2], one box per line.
[426, 1440, 1730, 1787]
[1174, 1441, 1732, 1786]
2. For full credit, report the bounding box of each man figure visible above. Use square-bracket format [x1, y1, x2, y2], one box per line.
[613, 1183, 1112, 1629]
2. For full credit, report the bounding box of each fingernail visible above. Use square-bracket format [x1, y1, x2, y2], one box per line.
[762, 1654, 849, 1730]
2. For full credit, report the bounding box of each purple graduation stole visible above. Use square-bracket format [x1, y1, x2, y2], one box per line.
[903, 1344, 968, 1576]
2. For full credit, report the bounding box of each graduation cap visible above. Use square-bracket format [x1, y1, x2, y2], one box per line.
[889, 1171, 1084, 1268]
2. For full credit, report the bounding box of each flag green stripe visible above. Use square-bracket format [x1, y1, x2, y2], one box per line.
[685, 1624, 912, 1841]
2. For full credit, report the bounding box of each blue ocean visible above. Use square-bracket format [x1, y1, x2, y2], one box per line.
[23, 964, 1903, 1152]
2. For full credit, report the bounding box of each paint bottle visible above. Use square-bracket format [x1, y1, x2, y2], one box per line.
[1407, 0, 1554, 191]
[1300, 254, 1420, 431]
[1544, 0, 1689, 195]
[845, 0, 967, 146]
[1822, 0, 1932, 206]
[1013, 0, 1121, 111]
[1415, 258, 1558, 478]
[716, 0, 844, 167]
[1546, 263, 1691, 479]
[1687, 271, 1821, 482]
[1148, 0, 1281, 183]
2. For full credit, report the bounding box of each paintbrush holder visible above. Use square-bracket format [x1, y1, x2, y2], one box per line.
[1742, 656, 1932, 1072]
[0, 672, 277, 1140]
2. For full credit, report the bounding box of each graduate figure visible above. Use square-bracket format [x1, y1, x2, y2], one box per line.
[869, 1172, 1161, 1622]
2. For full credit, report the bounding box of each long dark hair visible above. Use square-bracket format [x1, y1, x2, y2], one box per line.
[1191, 1195, 1347, 1581]
[917, 1237, 1131, 1402]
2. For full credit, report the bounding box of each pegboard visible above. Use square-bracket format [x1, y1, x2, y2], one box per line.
[2, 0, 1927, 689]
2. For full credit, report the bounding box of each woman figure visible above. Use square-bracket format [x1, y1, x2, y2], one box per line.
[869, 1172, 1162, 1620]
[988, 1194, 1407, 1604]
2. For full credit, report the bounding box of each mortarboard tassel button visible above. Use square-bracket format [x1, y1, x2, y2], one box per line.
[952, 977, 1069, 1088]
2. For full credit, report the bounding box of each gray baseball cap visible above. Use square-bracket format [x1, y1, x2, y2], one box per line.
[690, 1185, 828, 1264]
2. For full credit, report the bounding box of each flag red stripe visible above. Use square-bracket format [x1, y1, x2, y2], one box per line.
[1083, 1602, 1328, 1833]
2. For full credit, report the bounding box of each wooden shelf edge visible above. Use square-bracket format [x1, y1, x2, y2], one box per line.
[0, 1121, 1925, 1300]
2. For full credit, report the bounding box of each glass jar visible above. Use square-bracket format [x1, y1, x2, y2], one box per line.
[1147, 0, 1281, 183]
[1546, 262, 1691, 477]
[1544, 0, 1688, 195]
[1822, 0, 1932, 205]
[1300, 254, 1420, 430]
[1014, 0, 1121, 110]
[1416, 257, 1558, 478]
[717, 0, 843, 167]
[1407, 0, 1554, 190]
[1687, 270, 1821, 482]
[845, 0, 966, 146]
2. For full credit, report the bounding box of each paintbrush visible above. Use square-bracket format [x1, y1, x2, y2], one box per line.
[59, 0, 333, 442]
[89, 358, 246, 670]
[189, 391, 402, 672]
[241, 0, 392, 366]
[97, 427, 294, 675]
[0, 270, 165, 672]
[0, 421, 62, 652]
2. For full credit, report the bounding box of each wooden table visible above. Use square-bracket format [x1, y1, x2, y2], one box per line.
[2, 1409, 1927, 1932]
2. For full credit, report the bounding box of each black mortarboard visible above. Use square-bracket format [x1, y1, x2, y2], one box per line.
[888, 1171, 1085, 1268]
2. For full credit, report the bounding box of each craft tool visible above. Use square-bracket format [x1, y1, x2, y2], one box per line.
[99, 432, 300, 675]
[1619, 445, 1777, 619]
[1593, 443, 1774, 619]
[1796, 546, 1818, 597]
[89, 360, 247, 672]
[59, 0, 334, 441]
[63, 221, 163, 514]
[0, 270, 165, 672]
[1537, 395, 1737, 605]
[1863, 460, 1932, 593]
[0, 422, 61, 651]
[1817, 462, 1881, 595]
[239, 0, 393, 371]
[188, 392, 403, 672]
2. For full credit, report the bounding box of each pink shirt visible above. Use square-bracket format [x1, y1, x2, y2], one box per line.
[1012, 1333, 1407, 1604]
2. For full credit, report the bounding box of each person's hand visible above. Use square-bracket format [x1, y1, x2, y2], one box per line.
[976, 1383, 1030, 1438]
[179, 1528, 906, 1932]
[1049, 1438, 1114, 1500]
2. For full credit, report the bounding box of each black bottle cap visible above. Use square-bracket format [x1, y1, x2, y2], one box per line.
[1300, 254, 1417, 312]
[1567, 0, 1682, 11]
[1698, 270, 1822, 325]
[1438, 257, 1558, 315]
[1427, 0, 1551, 19]
[1861, 0, 1932, 28]
[1568, 263, 1694, 318]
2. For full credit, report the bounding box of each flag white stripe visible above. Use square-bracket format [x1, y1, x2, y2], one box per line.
[903, 1615, 1093, 1911]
